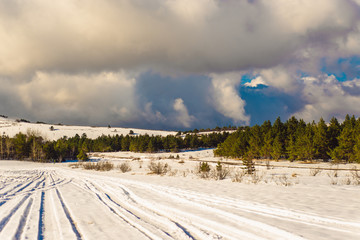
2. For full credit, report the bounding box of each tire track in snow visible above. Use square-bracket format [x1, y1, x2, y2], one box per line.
[108, 182, 277, 240]
[151, 185, 360, 234]
[0, 182, 24, 198]
[0, 171, 43, 199]
[55, 188, 82, 240]
[37, 183, 46, 240]
[89, 179, 261, 240]
[0, 194, 30, 232]
[80, 181, 164, 240]
[101, 189, 197, 240]
[113, 178, 360, 237]
[84, 178, 216, 240]
[13, 198, 33, 240]
[0, 172, 46, 206]
[64, 170, 261, 239]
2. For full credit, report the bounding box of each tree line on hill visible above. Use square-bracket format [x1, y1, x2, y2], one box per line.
[214, 115, 360, 163]
[0, 131, 229, 162]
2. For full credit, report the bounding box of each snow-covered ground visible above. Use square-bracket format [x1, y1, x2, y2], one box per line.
[0, 149, 359, 240]
[0, 117, 176, 140]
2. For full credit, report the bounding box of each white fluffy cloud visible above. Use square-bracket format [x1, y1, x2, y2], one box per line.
[294, 75, 360, 121]
[244, 76, 267, 88]
[172, 98, 195, 128]
[210, 73, 250, 125]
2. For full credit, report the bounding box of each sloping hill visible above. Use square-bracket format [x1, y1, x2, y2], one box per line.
[0, 117, 176, 140]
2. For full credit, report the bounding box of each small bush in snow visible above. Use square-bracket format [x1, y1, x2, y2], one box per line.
[310, 167, 321, 176]
[327, 169, 338, 178]
[148, 161, 169, 175]
[168, 169, 178, 176]
[69, 163, 82, 168]
[250, 171, 265, 184]
[243, 158, 255, 174]
[232, 169, 246, 183]
[181, 170, 189, 177]
[98, 162, 114, 171]
[196, 162, 211, 179]
[350, 167, 360, 185]
[265, 160, 271, 170]
[214, 162, 231, 180]
[82, 161, 114, 171]
[275, 174, 292, 186]
[118, 162, 132, 173]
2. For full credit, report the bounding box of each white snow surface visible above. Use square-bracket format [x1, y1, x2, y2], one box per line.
[0, 148, 360, 240]
[0, 117, 176, 140]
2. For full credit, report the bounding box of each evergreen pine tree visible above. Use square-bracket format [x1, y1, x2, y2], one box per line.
[147, 139, 156, 153]
[247, 125, 262, 159]
[261, 131, 273, 159]
[328, 117, 341, 151]
[313, 117, 329, 160]
[295, 123, 314, 161]
[286, 134, 297, 161]
[331, 126, 355, 162]
[77, 149, 88, 161]
[271, 135, 282, 160]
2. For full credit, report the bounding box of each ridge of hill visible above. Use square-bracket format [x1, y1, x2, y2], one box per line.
[0, 117, 176, 141]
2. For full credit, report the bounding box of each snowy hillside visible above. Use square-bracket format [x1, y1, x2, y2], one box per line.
[0, 117, 176, 140]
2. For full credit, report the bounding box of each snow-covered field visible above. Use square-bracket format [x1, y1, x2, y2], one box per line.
[0, 117, 176, 140]
[0, 149, 360, 240]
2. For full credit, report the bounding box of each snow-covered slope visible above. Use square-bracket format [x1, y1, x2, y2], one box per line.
[0, 117, 176, 140]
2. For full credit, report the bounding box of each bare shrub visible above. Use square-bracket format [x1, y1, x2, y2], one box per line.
[232, 169, 246, 183]
[251, 171, 265, 184]
[118, 162, 132, 173]
[82, 161, 114, 171]
[343, 178, 352, 185]
[327, 169, 338, 178]
[330, 177, 338, 185]
[213, 162, 231, 180]
[328, 168, 340, 185]
[69, 163, 82, 168]
[97, 161, 114, 171]
[265, 160, 271, 170]
[168, 169, 178, 177]
[276, 174, 292, 186]
[148, 161, 169, 175]
[310, 167, 322, 176]
[182, 170, 189, 177]
[82, 162, 96, 170]
[350, 167, 360, 185]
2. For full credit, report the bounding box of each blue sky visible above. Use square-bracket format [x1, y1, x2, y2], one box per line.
[1, 0, 360, 130]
